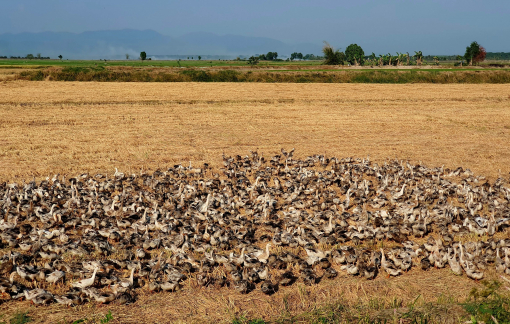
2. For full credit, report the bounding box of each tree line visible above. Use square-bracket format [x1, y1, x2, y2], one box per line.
[321, 41, 488, 66]
[1, 53, 51, 60]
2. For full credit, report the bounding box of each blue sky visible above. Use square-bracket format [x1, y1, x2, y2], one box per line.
[1, 0, 508, 54]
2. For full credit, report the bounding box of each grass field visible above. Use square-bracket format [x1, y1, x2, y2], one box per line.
[0, 59, 326, 68]
[0, 58, 509, 69]
[3, 58, 510, 84]
[5, 63, 510, 83]
[1, 82, 510, 323]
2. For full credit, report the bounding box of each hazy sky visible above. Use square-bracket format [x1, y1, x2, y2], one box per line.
[1, 0, 508, 54]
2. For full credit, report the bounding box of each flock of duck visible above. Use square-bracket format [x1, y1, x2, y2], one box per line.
[0, 150, 510, 306]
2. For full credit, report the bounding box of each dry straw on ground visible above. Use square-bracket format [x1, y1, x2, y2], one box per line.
[0, 82, 510, 323]
[0, 82, 509, 181]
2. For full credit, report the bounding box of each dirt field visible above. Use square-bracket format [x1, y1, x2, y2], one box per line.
[0, 82, 510, 323]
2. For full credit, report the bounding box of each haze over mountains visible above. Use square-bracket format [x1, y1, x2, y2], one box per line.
[0, 29, 321, 59]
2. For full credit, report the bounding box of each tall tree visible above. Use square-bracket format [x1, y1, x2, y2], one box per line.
[140, 51, 147, 62]
[345, 44, 364, 66]
[465, 41, 486, 65]
[266, 52, 278, 60]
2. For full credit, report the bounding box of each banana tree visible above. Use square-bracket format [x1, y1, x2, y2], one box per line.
[369, 52, 377, 67]
[414, 51, 423, 66]
[400, 53, 407, 66]
[396, 52, 406, 66]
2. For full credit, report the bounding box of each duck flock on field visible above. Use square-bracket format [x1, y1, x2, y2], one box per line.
[1, 149, 510, 306]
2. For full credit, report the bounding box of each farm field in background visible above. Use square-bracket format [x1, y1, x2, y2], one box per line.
[3, 60, 510, 83]
[1, 82, 510, 323]
[0, 58, 509, 70]
[0, 59, 325, 68]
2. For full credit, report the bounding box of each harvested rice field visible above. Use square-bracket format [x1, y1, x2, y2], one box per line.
[1, 82, 510, 181]
[1, 82, 510, 324]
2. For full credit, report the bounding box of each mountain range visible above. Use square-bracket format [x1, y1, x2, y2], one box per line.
[0, 29, 321, 59]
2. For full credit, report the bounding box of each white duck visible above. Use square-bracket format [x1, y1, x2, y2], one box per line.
[254, 243, 271, 263]
[72, 268, 98, 289]
[46, 270, 65, 284]
[120, 268, 135, 288]
[447, 247, 463, 276]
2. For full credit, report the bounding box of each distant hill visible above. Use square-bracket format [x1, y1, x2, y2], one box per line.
[0, 29, 321, 60]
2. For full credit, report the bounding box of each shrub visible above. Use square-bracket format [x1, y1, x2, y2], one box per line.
[462, 280, 510, 324]
[322, 42, 345, 65]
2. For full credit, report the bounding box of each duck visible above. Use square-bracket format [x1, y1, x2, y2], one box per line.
[17, 265, 39, 282]
[54, 293, 82, 306]
[46, 270, 65, 284]
[459, 244, 484, 280]
[72, 268, 98, 289]
[119, 268, 135, 289]
[341, 263, 359, 276]
[0, 273, 15, 298]
[302, 271, 317, 286]
[254, 243, 272, 263]
[160, 281, 179, 292]
[496, 248, 506, 273]
[323, 267, 338, 279]
[148, 281, 161, 292]
[234, 280, 250, 294]
[278, 271, 295, 286]
[465, 267, 484, 280]
[318, 258, 331, 269]
[93, 291, 116, 304]
[1, 150, 509, 305]
[230, 248, 246, 266]
[24, 289, 53, 305]
[257, 266, 269, 281]
[363, 263, 377, 280]
[447, 248, 463, 276]
[380, 249, 401, 277]
[261, 278, 276, 295]
[304, 247, 328, 266]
